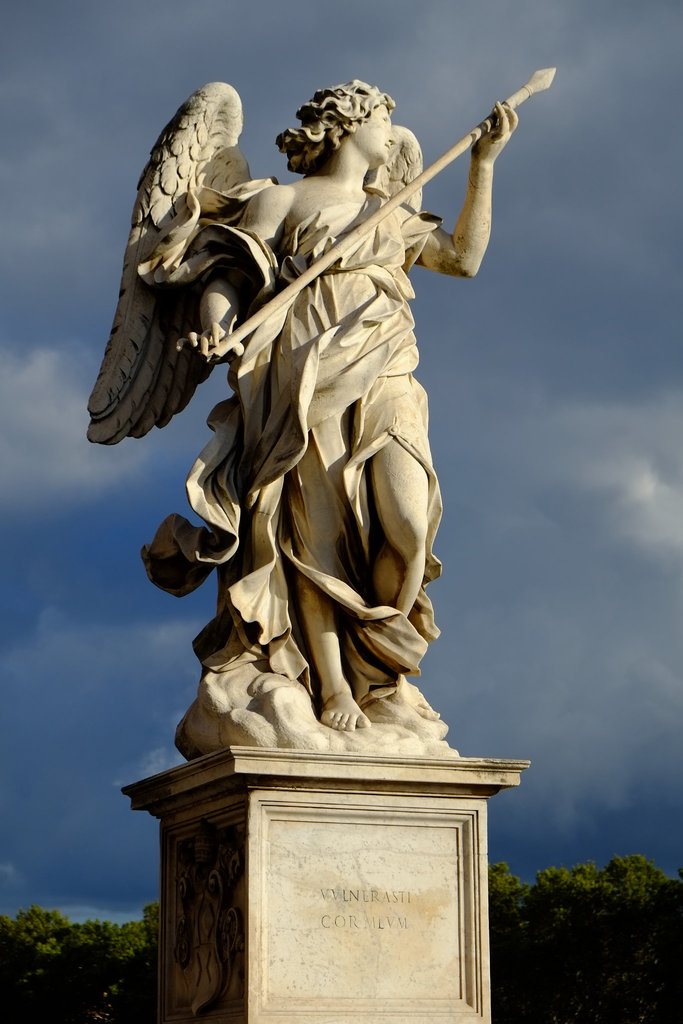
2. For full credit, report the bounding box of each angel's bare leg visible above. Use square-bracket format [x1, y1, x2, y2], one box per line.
[295, 574, 371, 731]
[370, 440, 429, 614]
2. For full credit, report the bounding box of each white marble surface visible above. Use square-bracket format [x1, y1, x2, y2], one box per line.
[91, 79, 518, 752]
[257, 799, 472, 1013]
[125, 748, 528, 1023]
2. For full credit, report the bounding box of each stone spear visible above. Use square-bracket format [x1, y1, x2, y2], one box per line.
[190, 67, 556, 361]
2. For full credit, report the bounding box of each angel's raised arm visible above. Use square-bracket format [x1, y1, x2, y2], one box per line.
[418, 101, 518, 278]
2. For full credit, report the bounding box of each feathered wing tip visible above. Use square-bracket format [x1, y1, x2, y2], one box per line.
[376, 124, 423, 211]
[88, 83, 251, 445]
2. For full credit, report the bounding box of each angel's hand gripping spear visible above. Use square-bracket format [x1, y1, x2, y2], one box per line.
[183, 67, 555, 364]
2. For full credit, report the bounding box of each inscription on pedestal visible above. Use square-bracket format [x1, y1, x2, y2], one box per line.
[261, 809, 472, 1011]
[319, 887, 411, 930]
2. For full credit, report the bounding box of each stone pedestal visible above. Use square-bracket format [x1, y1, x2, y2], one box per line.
[124, 747, 528, 1024]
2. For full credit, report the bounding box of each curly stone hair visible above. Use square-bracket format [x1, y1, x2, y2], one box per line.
[276, 79, 395, 175]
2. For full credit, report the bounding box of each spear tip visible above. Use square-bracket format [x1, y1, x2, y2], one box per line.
[504, 67, 556, 110]
[529, 67, 556, 93]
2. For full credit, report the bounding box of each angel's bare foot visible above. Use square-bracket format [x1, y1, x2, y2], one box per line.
[321, 692, 371, 731]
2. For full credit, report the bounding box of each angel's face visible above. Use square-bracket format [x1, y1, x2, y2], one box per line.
[350, 104, 394, 169]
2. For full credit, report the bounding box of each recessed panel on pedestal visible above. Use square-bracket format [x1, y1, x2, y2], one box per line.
[249, 793, 485, 1022]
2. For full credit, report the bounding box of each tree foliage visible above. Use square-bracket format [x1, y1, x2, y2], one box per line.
[489, 854, 683, 1024]
[1, 856, 681, 1023]
[0, 902, 158, 1023]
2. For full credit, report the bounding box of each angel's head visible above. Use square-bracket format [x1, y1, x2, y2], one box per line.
[276, 80, 395, 175]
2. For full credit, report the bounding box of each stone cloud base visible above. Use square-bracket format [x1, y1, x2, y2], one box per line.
[123, 748, 528, 1024]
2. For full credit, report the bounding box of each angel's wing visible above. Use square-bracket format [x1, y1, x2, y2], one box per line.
[378, 125, 423, 211]
[88, 82, 250, 445]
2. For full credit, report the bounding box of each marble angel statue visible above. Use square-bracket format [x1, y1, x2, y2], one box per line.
[88, 79, 518, 758]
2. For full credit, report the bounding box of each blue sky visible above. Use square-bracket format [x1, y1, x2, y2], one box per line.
[1, 0, 682, 922]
